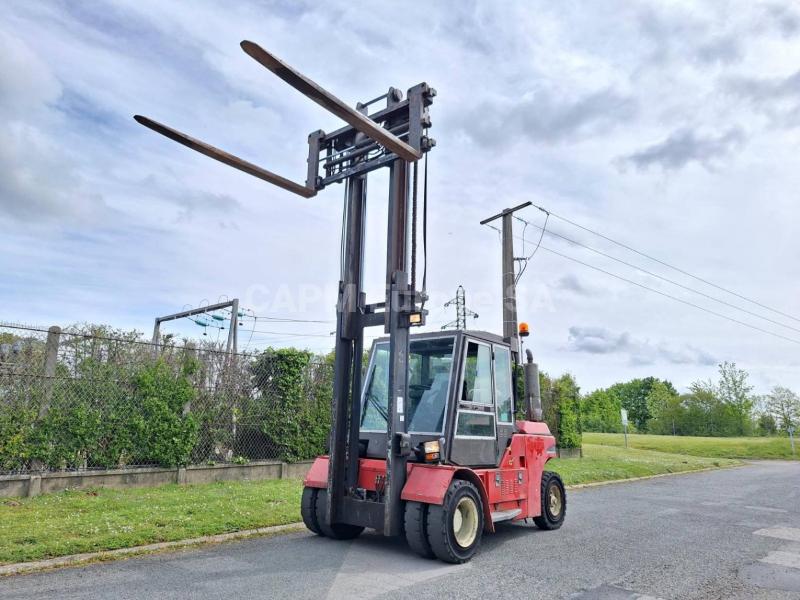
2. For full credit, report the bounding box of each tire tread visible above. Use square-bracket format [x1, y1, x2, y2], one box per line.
[533, 470, 566, 530]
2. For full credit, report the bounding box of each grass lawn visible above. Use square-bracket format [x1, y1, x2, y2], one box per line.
[0, 443, 739, 565]
[585, 432, 798, 460]
[549, 443, 737, 485]
[0, 479, 302, 565]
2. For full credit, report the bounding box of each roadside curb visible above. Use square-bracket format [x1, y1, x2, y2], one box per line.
[0, 523, 305, 577]
[1, 464, 742, 577]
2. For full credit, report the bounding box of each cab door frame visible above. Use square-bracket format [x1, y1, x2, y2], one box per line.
[448, 336, 498, 467]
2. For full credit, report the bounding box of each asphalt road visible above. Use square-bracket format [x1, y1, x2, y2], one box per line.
[2, 461, 799, 599]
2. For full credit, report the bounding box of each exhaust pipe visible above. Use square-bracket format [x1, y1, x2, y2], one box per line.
[523, 348, 543, 422]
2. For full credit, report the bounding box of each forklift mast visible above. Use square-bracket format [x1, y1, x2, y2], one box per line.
[135, 42, 435, 536]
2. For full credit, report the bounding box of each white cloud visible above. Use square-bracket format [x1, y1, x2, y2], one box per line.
[1, 0, 799, 395]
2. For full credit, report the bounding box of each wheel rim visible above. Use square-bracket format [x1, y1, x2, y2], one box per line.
[453, 496, 479, 548]
[548, 483, 563, 517]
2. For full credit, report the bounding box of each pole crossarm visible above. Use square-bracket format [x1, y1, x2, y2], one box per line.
[154, 300, 240, 324]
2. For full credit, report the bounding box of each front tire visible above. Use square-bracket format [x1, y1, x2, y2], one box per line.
[314, 489, 365, 540]
[301, 486, 322, 535]
[533, 471, 566, 530]
[426, 479, 484, 563]
[404, 501, 435, 558]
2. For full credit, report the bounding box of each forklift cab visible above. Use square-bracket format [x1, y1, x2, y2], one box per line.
[360, 330, 516, 468]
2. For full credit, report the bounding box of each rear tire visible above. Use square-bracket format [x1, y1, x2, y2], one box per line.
[404, 501, 435, 559]
[301, 486, 322, 535]
[314, 489, 365, 540]
[426, 479, 483, 563]
[533, 471, 566, 530]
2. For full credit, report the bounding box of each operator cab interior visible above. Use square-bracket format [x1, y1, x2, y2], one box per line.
[360, 330, 516, 466]
[362, 335, 456, 436]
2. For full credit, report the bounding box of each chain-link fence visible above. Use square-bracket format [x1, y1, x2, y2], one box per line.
[0, 323, 333, 475]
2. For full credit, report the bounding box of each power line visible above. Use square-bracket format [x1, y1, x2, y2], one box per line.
[484, 224, 800, 346]
[525, 202, 800, 324]
[514, 215, 800, 336]
[515, 209, 549, 284]
[541, 244, 800, 346]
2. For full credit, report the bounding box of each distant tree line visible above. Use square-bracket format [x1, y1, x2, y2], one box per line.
[581, 362, 799, 437]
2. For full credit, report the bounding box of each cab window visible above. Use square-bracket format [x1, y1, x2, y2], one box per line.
[494, 345, 513, 422]
[460, 341, 493, 404]
[361, 337, 455, 434]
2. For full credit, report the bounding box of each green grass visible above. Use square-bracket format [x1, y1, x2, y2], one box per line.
[0, 479, 303, 565]
[549, 443, 738, 485]
[584, 432, 798, 460]
[0, 442, 742, 566]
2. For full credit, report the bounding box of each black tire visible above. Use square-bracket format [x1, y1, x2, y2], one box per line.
[314, 489, 365, 540]
[426, 479, 484, 564]
[404, 501, 435, 559]
[301, 486, 322, 535]
[533, 471, 566, 530]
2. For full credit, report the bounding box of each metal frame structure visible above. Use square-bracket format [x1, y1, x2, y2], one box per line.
[151, 298, 239, 356]
[135, 41, 435, 535]
[442, 285, 479, 330]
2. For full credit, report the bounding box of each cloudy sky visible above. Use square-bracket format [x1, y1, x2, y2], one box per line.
[2, 0, 799, 394]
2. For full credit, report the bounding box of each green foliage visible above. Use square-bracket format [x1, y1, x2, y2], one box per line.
[763, 386, 799, 433]
[581, 389, 622, 433]
[645, 380, 681, 435]
[537, 371, 582, 449]
[553, 374, 582, 448]
[581, 365, 769, 438]
[717, 362, 754, 436]
[250, 348, 331, 462]
[0, 355, 198, 471]
[606, 377, 676, 432]
[131, 359, 198, 467]
[756, 413, 777, 436]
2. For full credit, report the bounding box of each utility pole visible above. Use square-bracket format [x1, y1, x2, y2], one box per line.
[442, 285, 478, 330]
[152, 299, 240, 357]
[480, 201, 532, 361]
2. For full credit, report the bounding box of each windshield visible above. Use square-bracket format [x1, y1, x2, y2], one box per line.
[361, 337, 455, 434]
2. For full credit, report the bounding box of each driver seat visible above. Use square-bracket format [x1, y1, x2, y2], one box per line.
[409, 371, 449, 432]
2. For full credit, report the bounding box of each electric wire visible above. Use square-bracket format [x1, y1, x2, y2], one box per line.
[514, 216, 800, 336]
[527, 202, 800, 324]
[484, 224, 800, 346]
[540, 244, 800, 346]
[515, 209, 550, 284]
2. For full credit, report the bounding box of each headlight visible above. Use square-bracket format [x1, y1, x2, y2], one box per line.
[422, 440, 440, 462]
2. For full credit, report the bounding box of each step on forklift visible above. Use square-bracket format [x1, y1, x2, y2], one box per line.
[136, 41, 566, 564]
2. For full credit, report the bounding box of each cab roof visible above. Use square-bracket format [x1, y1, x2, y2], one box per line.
[372, 329, 509, 347]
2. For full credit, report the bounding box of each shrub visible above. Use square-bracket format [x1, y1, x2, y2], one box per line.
[251, 348, 331, 462]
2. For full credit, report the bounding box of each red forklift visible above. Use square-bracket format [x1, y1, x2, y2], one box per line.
[136, 41, 565, 564]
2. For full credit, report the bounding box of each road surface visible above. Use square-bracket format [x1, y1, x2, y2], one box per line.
[1, 461, 799, 599]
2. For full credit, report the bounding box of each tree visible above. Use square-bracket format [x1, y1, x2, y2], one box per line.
[756, 413, 777, 436]
[764, 386, 799, 433]
[716, 362, 755, 436]
[581, 389, 622, 433]
[646, 381, 681, 435]
[607, 377, 677, 432]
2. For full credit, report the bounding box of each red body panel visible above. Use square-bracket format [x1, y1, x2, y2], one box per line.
[303, 421, 557, 530]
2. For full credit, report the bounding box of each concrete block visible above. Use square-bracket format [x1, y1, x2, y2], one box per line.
[27, 475, 42, 498]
